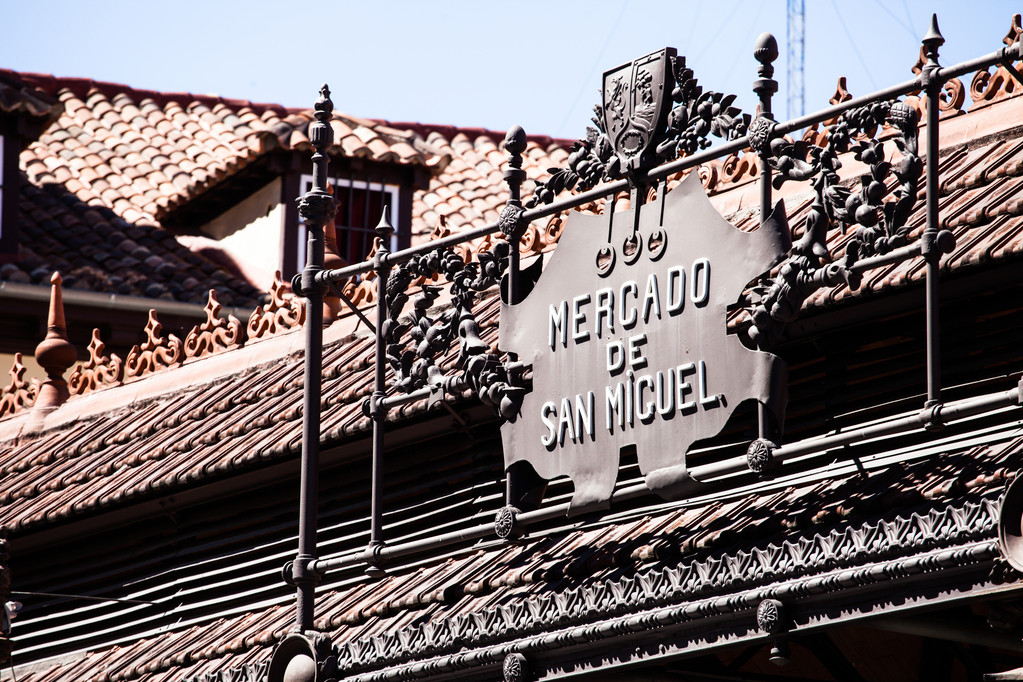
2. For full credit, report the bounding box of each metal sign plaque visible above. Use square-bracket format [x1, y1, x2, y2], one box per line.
[500, 174, 789, 513]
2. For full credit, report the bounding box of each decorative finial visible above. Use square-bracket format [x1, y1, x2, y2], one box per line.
[754, 33, 779, 77]
[923, 14, 944, 50]
[922, 14, 944, 63]
[375, 206, 394, 241]
[504, 126, 527, 156]
[503, 125, 528, 210]
[918, 14, 944, 85]
[32, 271, 77, 415]
[753, 33, 779, 118]
[315, 84, 334, 119]
[307, 83, 334, 166]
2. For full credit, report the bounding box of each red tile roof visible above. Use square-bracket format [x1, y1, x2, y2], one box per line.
[0, 71, 571, 307]
[0, 71, 60, 127]
[10, 426, 1014, 682]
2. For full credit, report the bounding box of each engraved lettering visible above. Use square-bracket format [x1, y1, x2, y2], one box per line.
[595, 288, 614, 337]
[549, 300, 568, 349]
[572, 294, 591, 344]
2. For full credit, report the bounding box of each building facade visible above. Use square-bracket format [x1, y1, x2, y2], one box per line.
[4, 14, 1023, 682]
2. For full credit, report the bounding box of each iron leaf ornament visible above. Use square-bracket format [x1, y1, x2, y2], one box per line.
[383, 241, 525, 419]
[747, 97, 925, 350]
[527, 49, 750, 207]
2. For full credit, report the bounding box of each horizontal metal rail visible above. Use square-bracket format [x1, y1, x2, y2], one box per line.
[308, 380, 1022, 576]
[690, 383, 1023, 481]
[312, 40, 1021, 289]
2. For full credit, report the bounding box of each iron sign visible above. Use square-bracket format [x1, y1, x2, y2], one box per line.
[500, 174, 789, 513]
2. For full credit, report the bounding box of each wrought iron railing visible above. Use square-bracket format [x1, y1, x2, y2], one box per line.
[285, 16, 1023, 635]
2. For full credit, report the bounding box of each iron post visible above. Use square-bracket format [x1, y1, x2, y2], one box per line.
[293, 84, 334, 632]
[502, 125, 527, 306]
[368, 208, 394, 563]
[921, 14, 944, 410]
[501, 127, 527, 508]
[753, 33, 779, 442]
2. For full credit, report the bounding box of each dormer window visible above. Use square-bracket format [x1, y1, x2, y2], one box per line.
[298, 175, 403, 270]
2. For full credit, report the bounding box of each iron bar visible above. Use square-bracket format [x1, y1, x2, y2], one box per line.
[922, 15, 945, 409]
[848, 242, 921, 273]
[377, 386, 432, 410]
[309, 381, 1022, 576]
[773, 78, 921, 137]
[368, 209, 394, 554]
[691, 385, 1022, 482]
[502, 127, 527, 508]
[293, 85, 334, 632]
[938, 41, 1023, 82]
[330, 284, 375, 331]
[503, 126, 527, 306]
[753, 33, 779, 443]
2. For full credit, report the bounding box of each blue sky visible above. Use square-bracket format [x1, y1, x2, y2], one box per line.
[1, 1, 1020, 140]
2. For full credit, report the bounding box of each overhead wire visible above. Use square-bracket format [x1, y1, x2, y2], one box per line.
[720, 0, 766, 90]
[830, 0, 879, 91]
[870, 0, 919, 39]
[555, 0, 632, 138]
[901, 0, 916, 36]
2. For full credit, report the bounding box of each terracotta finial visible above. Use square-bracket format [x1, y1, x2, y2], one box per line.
[33, 272, 77, 413]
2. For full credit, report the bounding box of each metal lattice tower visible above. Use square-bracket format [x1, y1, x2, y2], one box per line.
[787, 0, 805, 120]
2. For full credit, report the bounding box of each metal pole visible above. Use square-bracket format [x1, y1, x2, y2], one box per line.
[921, 15, 945, 410]
[368, 208, 394, 560]
[502, 126, 527, 507]
[503, 126, 527, 305]
[753, 33, 779, 442]
[293, 85, 334, 632]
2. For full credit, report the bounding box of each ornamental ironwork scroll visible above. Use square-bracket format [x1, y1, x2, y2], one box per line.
[383, 240, 525, 420]
[745, 97, 951, 350]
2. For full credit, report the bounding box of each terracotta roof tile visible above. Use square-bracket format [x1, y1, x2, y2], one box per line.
[11, 426, 1013, 682]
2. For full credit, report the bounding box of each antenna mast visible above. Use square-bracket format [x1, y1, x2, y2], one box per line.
[787, 0, 806, 119]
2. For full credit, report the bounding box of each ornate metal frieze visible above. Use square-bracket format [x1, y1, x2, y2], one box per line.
[527, 48, 750, 207]
[326, 497, 998, 676]
[180, 661, 268, 682]
[383, 242, 524, 419]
